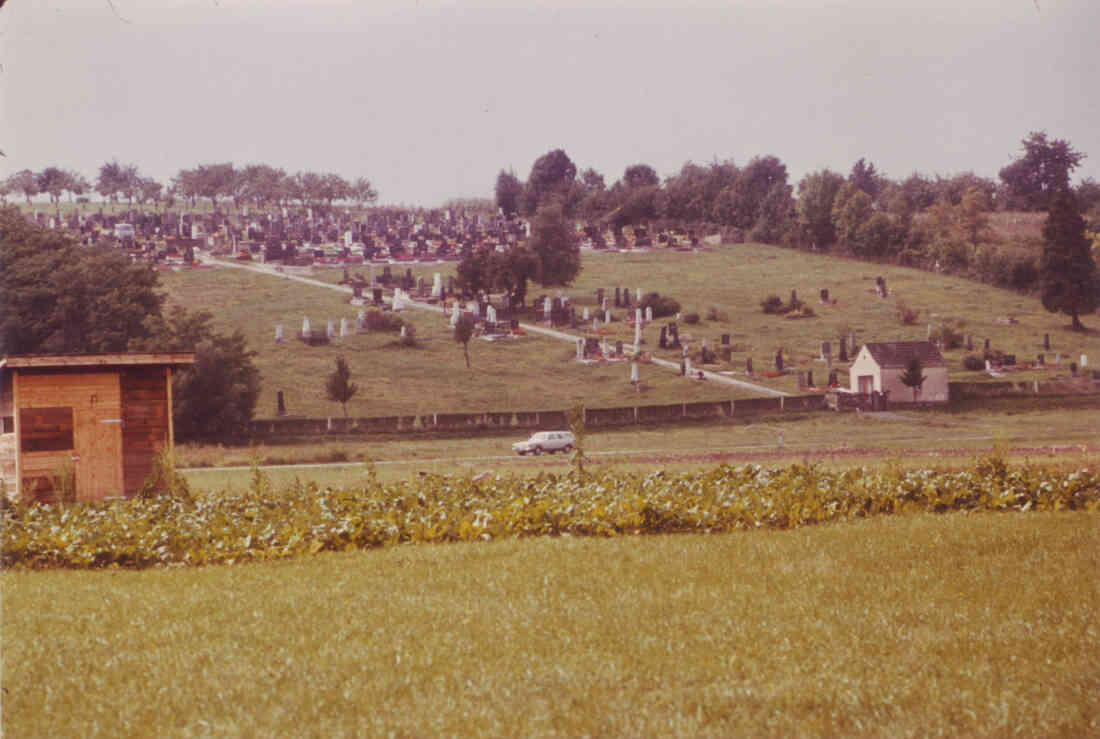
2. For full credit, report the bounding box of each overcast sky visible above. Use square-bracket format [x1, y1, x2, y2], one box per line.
[2, 0, 1097, 207]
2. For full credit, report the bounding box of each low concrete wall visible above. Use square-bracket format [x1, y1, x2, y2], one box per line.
[244, 394, 830, 440]
[950, 377, 1100, 398]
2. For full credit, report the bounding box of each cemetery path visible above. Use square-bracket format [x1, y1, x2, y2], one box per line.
[205, 253, 789, 397]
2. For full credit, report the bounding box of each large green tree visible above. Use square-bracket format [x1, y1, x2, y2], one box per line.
[999, 131, 1085, 211]
[796, 169, 845, 249]
[1038, 189, 1099, 331]
[527, 198, 581, 287]
[0, 207, 163, 355]
[495, 169, 523, 218]
[133, 306, 261, 440]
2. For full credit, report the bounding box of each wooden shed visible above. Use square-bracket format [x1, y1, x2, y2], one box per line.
[0, 353, 194, 502]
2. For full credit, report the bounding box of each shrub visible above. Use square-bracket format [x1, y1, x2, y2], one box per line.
[896, 301, 920, 325]
[705, 306, 729, 322]
[798, 305, 816, 318]
[364, 310, 401, 332]
[962, 354, 985, 371]
[639, 292, 680, 318]
[931, 319, 966, 350]
[761, 295, 784, 314]
[682, 312, 700, 325]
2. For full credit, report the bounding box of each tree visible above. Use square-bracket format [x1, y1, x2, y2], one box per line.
[848, 158, 884, 199]
[325, 356, 359, 417]
[1, 206, 163, 355]
[137, 177, 163, 209]
[495, 169, 523, 218]
[36, 167, 70, 215]
[350, 177, 378, 209]
[622, 163, 659, 189]
[171, 168, 202, 208]
[900, 357, 927, 402]
[67, 171, 90, 203]
[527, 198, 581, 287]
[999, 131, 1085, 211]
[832, 183, 874, 254]
[1039, 189, 1099, 331]
[454, 313, 476, 368]
[10, 169, 39, 204]
[796, 169, 845, 249]
[195, 163, 236, 209]
[524, 148, 577, 215]
[97, 160, 134, 203]
[133, 306, 261, 440]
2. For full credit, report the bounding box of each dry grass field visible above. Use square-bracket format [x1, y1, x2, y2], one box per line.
[3, 512, 1097, 737]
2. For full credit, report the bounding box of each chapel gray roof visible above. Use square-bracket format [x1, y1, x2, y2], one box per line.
[862, 341, 946, 368]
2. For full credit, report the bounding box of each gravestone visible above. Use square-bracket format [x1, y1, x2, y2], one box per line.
[1082, 354, 1088, 368]
[631, 362, 639, 385]
[659, 326, 668, 349]
[1044, 333, 1051, 350]
[1071, 362, 1078, 376]
[327, 319, 336, 339]
[605, 309, 611, 324]
[796, 371, 805, 388]
[596, 288, 604, 305]
[828, 370, 838, 386]
[966, 334, 973, 351]
[746, 357, 753, 375]
[277, 391, 287, 416]
[623, 290, 631, 308]
[614, 287, 621, 307]
[775, 349, 784, 372]
[722, 334, 730, 346]
[302, 317, 311, 336]
[807, 370, 814, 387]
[645, 305, 653, 323]
[820, 288, 829, 303]
[821, 341, 831, 360]
[839, 337, 848, 362]
[275, 323, 283, 343]
[373, 287, 383, 305]
[583, 307, 590, 321]
[1037, 354, 1044, 366]
[615, 340, 623, 356]
[576, 338, 584, 361]
[340, 318, 349, 338]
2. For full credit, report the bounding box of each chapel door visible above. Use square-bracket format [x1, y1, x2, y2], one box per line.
[858, 375, 874, 396]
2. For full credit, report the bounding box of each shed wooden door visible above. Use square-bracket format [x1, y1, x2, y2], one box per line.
[858, 375, 874, 396]
[74, 374, 124, 501]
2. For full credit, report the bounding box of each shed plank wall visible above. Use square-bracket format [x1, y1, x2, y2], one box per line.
[18, 372, 123, 501]
[121, 366, 170, 496]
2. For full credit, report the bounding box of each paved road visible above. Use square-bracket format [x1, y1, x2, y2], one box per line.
[203, 253, 789, 396]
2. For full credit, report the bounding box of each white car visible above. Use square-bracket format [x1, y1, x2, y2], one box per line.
[512, 431, 575, 456]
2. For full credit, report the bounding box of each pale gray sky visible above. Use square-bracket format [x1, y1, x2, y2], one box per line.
[2, 0, 1097, 207]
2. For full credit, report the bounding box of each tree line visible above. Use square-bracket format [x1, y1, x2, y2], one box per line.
[490, 132, 1099, 296]
[0, 162, 378, 213]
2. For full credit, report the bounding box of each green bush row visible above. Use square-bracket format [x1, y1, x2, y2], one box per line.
[2, 459, 1096, 570]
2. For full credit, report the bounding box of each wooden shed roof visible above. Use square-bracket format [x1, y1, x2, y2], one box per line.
[861, 342, 946, 369]
[1, 353, 195, 370]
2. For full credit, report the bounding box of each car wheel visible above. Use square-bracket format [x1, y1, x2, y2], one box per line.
[516, 450, 525, 456]
[562, 444, 573, 453]
[533, 446, 543, 456]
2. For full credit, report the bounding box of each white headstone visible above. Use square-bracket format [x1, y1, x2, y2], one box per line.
[450, 302, 460, 327]
[605, 309, 611, 324]
[302, 317, 311, 336]
[985, 359, 992, 371]
[576, 338, 584, 361]
[685, 356, 693, 375]
[327, 319, 336, 339]
[631, 361, 639, 384]
[340, 317, 349, 337]
[344, 231, 353, 248]
[471, 301, 479, 318]
[486, 304, 497, 325]
[357, 310, 366, 330]
[634, 314, 642, 352]
[602, 298, 609, 312]
[583, 307, 590, 321]
[400, 325, 407, 338]
[544, 298, 552, 317]
[432, 273, 442, 297]
[645, 306, 653, 323]
[593, 318, 599, 330]
[275, 323, 283, 343]
[1082, 354, 1088, 368]
[636, 288, 642, 303]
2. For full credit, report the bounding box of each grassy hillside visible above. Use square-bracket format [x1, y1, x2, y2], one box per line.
[4, 512, 1096, 737]
[157, 243, 1100, 418]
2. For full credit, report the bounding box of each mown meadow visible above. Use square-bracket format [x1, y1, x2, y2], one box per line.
[4, 506, 1097, 737]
